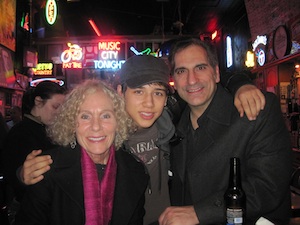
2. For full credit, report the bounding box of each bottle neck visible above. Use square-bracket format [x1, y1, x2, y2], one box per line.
[229, 157, 242, 188]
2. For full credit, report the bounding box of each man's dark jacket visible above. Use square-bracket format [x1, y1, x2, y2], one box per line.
[170, 84, 292, 225]
[15, 145, 149, 225]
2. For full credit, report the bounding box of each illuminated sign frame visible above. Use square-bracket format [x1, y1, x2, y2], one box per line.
[252, 35, 267, 51]
[30, 78, 64, 87]
[61, 43, 83, 69]
[45, 0, 57, 25]
[252, 35, 267, 67]
[60, 41, 158, 70]
[256, 49, 266, 66]
[32, 62, 53, 76]
[94, 41, 125, 70]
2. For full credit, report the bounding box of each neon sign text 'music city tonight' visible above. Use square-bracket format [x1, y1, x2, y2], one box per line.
[94, 41, 125, 70]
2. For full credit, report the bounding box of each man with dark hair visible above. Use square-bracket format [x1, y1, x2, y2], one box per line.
[159, 37, 291, 225]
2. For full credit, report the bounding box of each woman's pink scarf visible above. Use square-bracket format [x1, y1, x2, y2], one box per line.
[81, 146, 117, 225]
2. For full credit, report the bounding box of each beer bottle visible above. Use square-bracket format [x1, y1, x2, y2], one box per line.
[224, 157, 246, 225]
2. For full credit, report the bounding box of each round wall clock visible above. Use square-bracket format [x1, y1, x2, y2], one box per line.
[273, 25, 291, 59]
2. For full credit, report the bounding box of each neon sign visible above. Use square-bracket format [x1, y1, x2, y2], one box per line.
[32, 63, 53, 75]
[94, 41, 125, 70]
[21, 13, 29, 31]
[94, 60, 125, 70]
[61, 43, 83, 69]
[98, 42, 120, 51]
[45, 0, 57, 25]
[256, 49, 266, 66]
[130, 46, 152, 55]
[31, 78, 64, 87]
[245, 51, 255, 68]
[211, 30, 218, 40]
[252, 36, 267, 51]
[226, 36, 233, 68]
[252, 35, 267, 66]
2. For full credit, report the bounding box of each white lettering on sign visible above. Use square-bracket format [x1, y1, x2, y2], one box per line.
[94, 60, 125, 69]
[252, 35, 267, 51]
[101, 51, 118, 60]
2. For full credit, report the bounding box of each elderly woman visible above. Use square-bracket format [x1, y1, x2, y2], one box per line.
[15, 80, 149, 225]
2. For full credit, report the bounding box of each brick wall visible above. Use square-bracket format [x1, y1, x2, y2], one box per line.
[244, 0, 300, 41]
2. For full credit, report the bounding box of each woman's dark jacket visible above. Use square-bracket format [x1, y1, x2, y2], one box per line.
[15, 144, 149, 225]
[2, 115, 57, 201]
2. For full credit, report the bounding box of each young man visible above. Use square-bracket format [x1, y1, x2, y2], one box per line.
[20, 54, 265, 225]
[159, 37, 292, 225]
[116, 55, 175, 225]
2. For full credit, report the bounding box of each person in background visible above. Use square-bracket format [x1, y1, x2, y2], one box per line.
[0, 112, 8, 150]
[1, 81, 66, 224]
[0, 112, 9, 225]
[159, 37, 292, 225]
[6, 106, 22, 130]
[15, 79, 149, 225]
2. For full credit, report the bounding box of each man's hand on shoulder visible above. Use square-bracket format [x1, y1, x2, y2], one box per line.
[20, 149, 53, 185]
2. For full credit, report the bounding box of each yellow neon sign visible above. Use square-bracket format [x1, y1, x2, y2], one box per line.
[32, 63, 53, 75]
[245, 51, 255, 68]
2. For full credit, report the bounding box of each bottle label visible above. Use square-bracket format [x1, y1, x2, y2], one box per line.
[226, 208, 243, 225]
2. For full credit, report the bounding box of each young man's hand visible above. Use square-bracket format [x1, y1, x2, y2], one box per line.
[20, 150, 53, 185]
[234, 84, 266, 121]
[159, 206, 199, 225]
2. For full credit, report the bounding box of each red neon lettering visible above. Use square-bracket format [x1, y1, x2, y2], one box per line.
[62, 62, 82, 69]
[98, 42, 120, 51]
[73, 62, 82, 68]
[62, 63, 71, 68]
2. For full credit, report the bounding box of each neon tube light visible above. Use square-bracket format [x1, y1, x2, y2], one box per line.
[89, 19, 102, 36]
[130, 46, 152, 55]
[226, 36, 233, 68]
[45, 0, 57, 25]
[211, 30, 217, 40]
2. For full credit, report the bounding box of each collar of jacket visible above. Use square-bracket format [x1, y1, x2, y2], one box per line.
[176, 83, 234, 136]
[24, 113, 44, 126]
[155, 109, 175, 151]
[123, 109, 175, 154]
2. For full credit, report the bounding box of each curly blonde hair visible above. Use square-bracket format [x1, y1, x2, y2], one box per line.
[47, 79, 136, 149]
